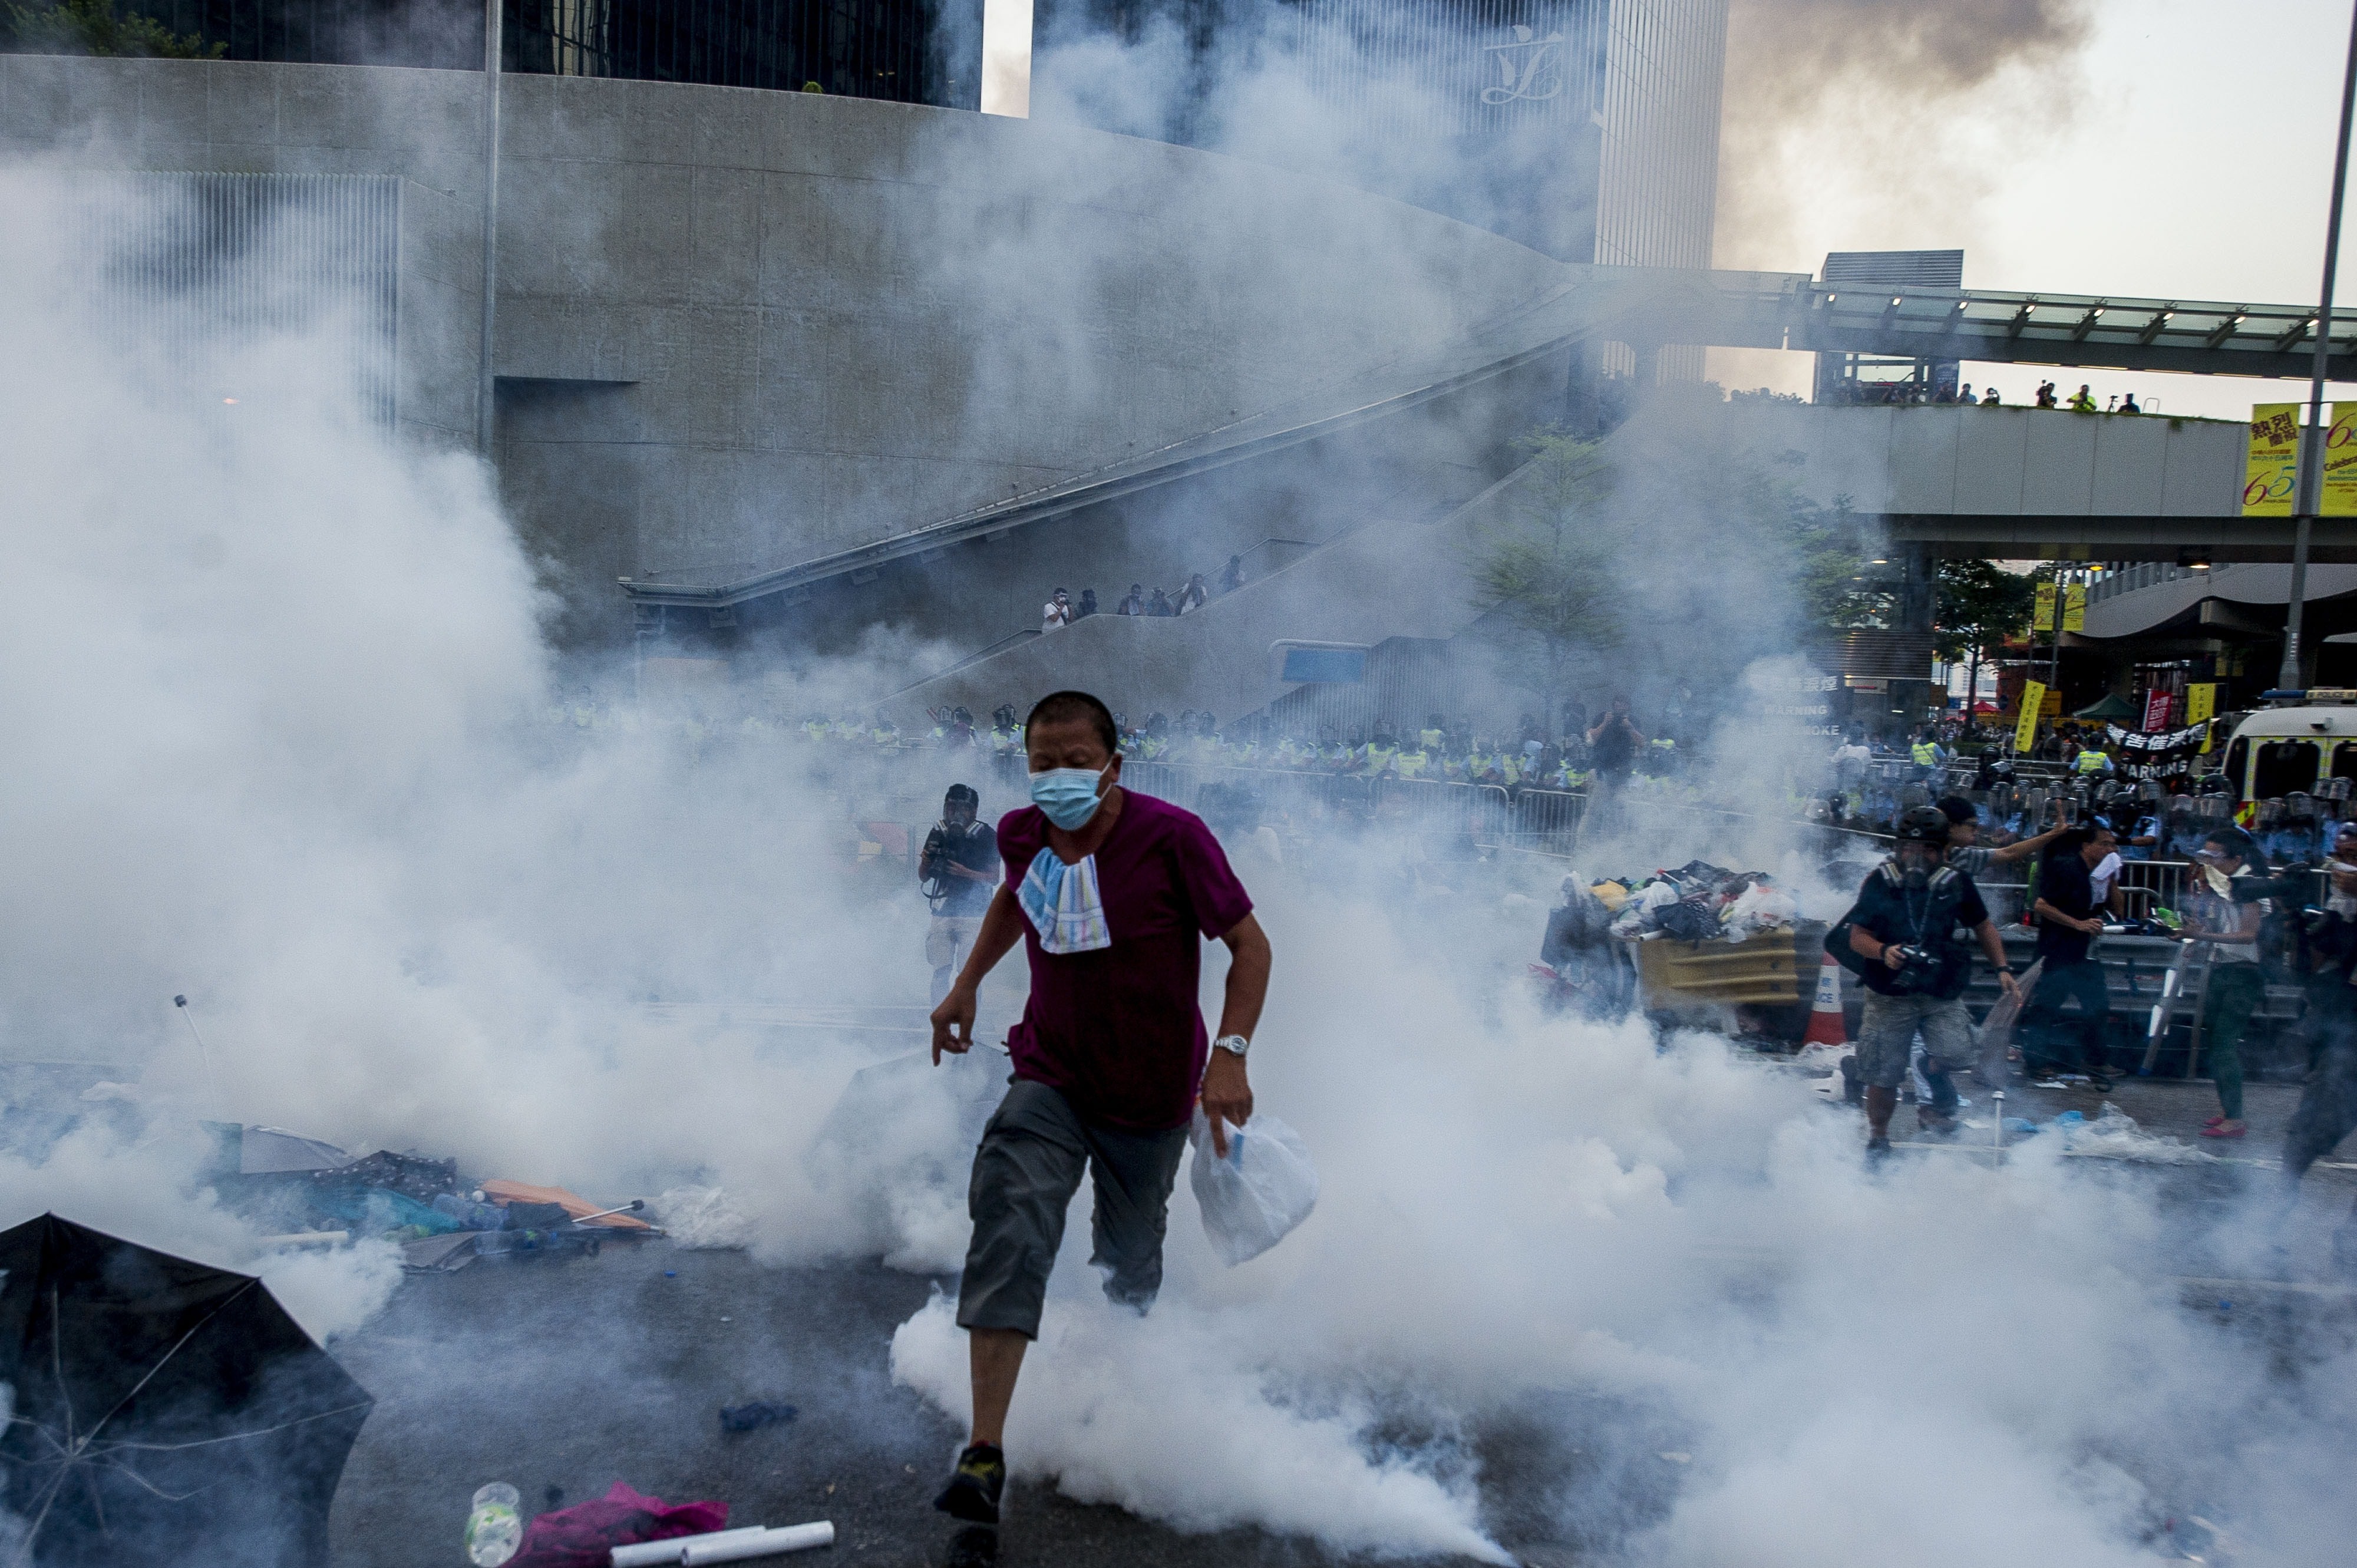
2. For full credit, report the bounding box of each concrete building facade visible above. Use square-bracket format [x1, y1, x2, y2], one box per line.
[2, 53, 1578, 651]
[1027, 0, 1728, 342]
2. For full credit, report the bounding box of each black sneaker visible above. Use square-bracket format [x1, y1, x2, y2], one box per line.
[1866, 1135, 1893, 1161]
[1917, 1111, 1960, 1140]
[935, 1442, 1006, 1525]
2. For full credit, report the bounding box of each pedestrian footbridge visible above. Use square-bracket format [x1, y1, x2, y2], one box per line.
[623, 268, 2353, 627]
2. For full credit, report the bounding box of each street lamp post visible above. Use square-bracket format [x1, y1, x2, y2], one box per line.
[2279, 0, 2357, 694]
[477, 0, 504, 458]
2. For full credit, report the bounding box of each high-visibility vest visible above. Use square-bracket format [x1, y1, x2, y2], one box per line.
[1912, 741, 1939, 765]
[1420, 728, 1444, 751]
[2075, 749, 2109, 773]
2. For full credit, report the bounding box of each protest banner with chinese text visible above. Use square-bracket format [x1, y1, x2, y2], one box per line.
[2015, 680, 2046, 752]
[2246, 403, 2300, 516]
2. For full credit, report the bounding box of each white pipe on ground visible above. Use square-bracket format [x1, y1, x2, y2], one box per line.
[681, 1523, 835, 1564]
[610, 1527, 770, 1567]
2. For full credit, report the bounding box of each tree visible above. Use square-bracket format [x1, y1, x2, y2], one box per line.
[1467, 428, 1628, 726]
[1468, 425, 1892, 732]
[4, 0, 223, 57]
[1933, 559, 2037, 723]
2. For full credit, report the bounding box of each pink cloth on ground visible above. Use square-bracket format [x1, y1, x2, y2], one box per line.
[510, 1481, 729, 1568]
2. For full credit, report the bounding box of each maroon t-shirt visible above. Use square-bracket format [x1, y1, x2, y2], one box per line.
[996, 791, 1255, 1133]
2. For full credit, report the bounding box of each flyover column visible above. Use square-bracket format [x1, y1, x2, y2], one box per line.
[1898, 543, 1937, 725]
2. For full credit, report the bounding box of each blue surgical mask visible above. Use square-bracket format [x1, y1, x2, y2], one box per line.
[1030, 764, 1110, 830]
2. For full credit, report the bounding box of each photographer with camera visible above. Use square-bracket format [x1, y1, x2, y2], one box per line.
[1837, 806, 2019, 1154]
[922, 784, 1001, 1003]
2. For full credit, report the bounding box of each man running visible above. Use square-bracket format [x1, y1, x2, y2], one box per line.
[927, 690, 1273, 1525]
[1840, 806, 2019, 1151]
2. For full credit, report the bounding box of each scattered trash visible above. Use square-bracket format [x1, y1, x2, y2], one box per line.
[508, 1480, 727, 1568]
[0, 1214, 374, 1568]
[401, 1232, 482, 1273]
[719, 1401, 798, 1433]
[309, 1183, 467, 1238]
[1606, 863, 1800, 944]
[1795, 1040, 1855, 1101]
[212, 1122, 355, 1176]
[468, 1481, 525, 1566]
[612, 1527, 773, 1567]
[1189, 1110, 1319, 1266]
[342, 1148, 461, 1200]
[476, 1224, 603, 1260]
[2061, 1102, 2214, 1165]
[481, 1179, 658, 1231]
[655, 1186, 754, 1250]
[435, 1193, 513, 1230]
[679, 1522, 834, 1563]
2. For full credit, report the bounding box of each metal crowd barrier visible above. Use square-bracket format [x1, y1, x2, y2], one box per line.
[1510, 788, 1586, 847]
[1368, 777, 1511, 837]
[2114, 859, 2189, 916]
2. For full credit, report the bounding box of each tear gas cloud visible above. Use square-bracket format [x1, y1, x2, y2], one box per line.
[1715, 0, 2097, 271]
[2, 36, 2355, 1568]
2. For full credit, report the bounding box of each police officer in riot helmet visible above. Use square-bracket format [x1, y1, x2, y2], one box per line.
[921, 784, 1001, 1004]
[1835, 806, 2020, 1156]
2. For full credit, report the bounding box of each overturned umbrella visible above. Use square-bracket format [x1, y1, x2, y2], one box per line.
[0, 1213, 373, 1568]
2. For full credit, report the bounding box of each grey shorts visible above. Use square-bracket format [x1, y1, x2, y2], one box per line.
[1854, 990, 1975, 1090]
[956, 1079, 1190, 1339]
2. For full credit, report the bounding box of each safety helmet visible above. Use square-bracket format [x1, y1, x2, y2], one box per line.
[1893, 805, 1951, 845]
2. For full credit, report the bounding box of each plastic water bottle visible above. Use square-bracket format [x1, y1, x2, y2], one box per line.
[464, 1482, 522, 1566]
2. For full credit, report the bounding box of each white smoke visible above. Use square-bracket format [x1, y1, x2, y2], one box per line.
[885, 870, 2357, 1564]
[0, 171, 973, 1320]
[2, 55, 2353, 1568]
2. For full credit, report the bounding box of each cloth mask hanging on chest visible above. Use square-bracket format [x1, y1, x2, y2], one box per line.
[1017, 850, 1112, 954]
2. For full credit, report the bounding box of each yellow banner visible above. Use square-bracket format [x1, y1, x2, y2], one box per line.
[2186, 682, 2217, 725]
[2034, 583, 2085, 633]
[2246, 402, 2300, 516]
[2015, 680, 2046, 752]
[2329, 402, 2357, 516]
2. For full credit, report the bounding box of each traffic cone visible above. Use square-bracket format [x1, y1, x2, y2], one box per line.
[1802, 951, 1847, 1048]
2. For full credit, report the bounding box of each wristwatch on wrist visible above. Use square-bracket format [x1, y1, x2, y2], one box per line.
[1213, 1034, 1250, 1059]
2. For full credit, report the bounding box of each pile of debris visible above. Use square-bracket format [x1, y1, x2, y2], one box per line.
[1595, 861, 1802, 945]
[209, 1123, 658, 1273]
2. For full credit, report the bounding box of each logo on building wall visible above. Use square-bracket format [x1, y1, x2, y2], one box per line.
[1481, 26, 1566, 105]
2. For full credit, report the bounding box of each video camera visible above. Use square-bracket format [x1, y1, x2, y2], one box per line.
[919, 820, 968, 903]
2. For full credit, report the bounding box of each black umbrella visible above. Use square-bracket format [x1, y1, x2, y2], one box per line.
[0, 1213, 374, 1567]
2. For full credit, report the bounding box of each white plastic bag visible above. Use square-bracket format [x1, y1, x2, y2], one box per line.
[1188, 1109, 1319, 1266]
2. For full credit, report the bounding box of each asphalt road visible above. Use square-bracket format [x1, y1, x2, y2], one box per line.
[326, 1241, 1524, 1568]
[323, 1075, 2357, 1568]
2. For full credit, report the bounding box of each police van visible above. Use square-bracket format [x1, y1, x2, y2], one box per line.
[2219, 689, 2357, 804]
